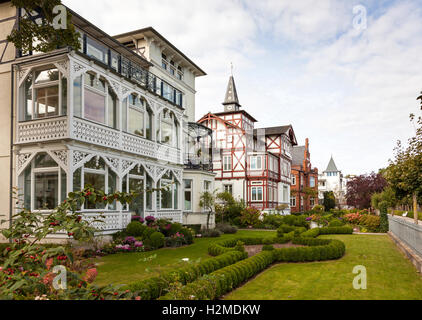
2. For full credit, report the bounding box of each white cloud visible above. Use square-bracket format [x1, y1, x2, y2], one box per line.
[64, 0, 422, 175]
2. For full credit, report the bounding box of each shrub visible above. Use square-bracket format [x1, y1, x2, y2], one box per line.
[184, 224, 202, 234]
[301, 228, 320, 238]
[277, 224, 296, 237]
[329, 219, 345, 227]
[179, 227, 194, 244]
[125, 251, 248, 300]
[319, 226, 354, 235]
[262, 245, 275, 251]
[169, 223, 183, 236]
[201, 229, 222, 238]
[359, 215, 381, 233]
[281, 215, 308, 227]
[125, 221, 146, 237]
[149, 232, 165, 249]
[142, 227, 156, 240]
[240, 207, 262, 227]
[216, 223, 238, 234]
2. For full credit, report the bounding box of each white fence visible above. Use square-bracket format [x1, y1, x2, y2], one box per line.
[388, 215, 422, 258]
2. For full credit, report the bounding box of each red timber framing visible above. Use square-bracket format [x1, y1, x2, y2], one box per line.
[198, 112, 295, 211]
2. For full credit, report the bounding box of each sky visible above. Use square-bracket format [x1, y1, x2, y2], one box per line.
[64, 0, 422, 175]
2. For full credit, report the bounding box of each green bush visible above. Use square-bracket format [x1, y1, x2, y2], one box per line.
[169, 223, 183, 235]
[359, 215, 381, 233]
[125, 221, 147, 237]
[124, 251, 248, 300]
[142, 227, 156, 240]
[149, 232, 165, 249]
[301, 228, 320, 238]
[262, 245, 275, 251]
[216, 223, 238, 234]
[319, 226, 354, 235]
[179, 227, 194, 244]
[184, 224, 201, 234]
[277, 224, 296, 237]
[329, 219, 345, 227]
[202, 229, 222, 238]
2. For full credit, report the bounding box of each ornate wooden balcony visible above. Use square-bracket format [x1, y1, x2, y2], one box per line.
[16, 116, 182, 165]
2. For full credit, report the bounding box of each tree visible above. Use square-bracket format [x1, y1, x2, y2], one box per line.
[346, 173, 387, 209]
[371, 186, 397, 211]
[385, 105, 422, 225]
[8, 0, 81, 54]
[215, 192, 235, 224]
[323, 191, 336, 211]
[199, 191, 216, 231]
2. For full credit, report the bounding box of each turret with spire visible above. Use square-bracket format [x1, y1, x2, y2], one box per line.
[222, 67, 241, 112]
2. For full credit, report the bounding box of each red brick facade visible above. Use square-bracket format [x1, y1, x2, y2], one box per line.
[290, 138, 319, 213]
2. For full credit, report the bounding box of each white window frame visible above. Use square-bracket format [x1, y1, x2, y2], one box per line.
[291, 196, 296, 207]
[184, 179, 193, 212]
[292, 175, 296, 186]
[125, 168, 146, 214]
[28, 158, 65, 212]
[250, 156, 263, 170]
[82, 73, 118, 129]
[22, 68, 66, 121]
[224, 184, 233, 195]
[223, 155, 232, 171]
[251, 186, 263, 202]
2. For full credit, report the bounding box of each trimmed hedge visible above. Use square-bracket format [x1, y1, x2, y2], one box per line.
[319, 226, 353, 235]
[124, 250, 248, 300]
[160, 251, 275, 300]
[163, 237, 346, 300]
[208, 236, 291, 256]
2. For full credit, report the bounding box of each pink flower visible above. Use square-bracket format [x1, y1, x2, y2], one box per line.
[135, 296, 141, 300]
[45, 258, 54, 270]
[84, 268, 98, 284]
[42, 272, 55, 286]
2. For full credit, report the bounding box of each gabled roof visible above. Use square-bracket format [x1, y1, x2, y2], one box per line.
[325, 156, 339, 172]
[292, 146, 306, 166]
[113, 27, 206, 76]
[214, 110, 258, 123]
[223, 76, 240, 107]
[254, 125, 298, 146]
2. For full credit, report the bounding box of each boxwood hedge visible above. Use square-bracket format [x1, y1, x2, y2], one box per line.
[123, 250, 248, 300]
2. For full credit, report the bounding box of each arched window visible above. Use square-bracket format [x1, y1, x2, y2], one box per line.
[78, 73, 118, 129]
[21, 153, 67, 211]
[72, 157, 117, 211]
[122, 94, 153, 140]
[20, 67, 67, 121]
[158, 171, 179, 210]
[122, 164, 153, 217]
[159, 109, 179, 148]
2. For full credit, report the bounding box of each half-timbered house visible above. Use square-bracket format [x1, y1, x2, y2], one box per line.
[198, 76, 297, 213]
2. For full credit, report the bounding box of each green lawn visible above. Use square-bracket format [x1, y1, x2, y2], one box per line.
[225, 235, 422, 300]
[94, 230, 275, 286]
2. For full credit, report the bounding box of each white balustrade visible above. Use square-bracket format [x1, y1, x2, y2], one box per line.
[16, 117, 182, 165]
[83, 212, 132, 233]
[17, 117, 68, 144]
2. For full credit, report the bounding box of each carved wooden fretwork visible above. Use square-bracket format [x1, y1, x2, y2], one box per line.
[17, 153, 33, 173]
[105, 157, 120, 174]
[52, 150, 68, 167]
[72, 151, 92, 169]
[54, 60, 69, 78]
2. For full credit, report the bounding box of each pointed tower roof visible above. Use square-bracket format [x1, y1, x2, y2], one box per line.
[222, 76, 241, 111]
[325, 156, 339, 172]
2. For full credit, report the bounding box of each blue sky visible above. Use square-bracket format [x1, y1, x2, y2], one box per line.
[64, 0, 422, 175]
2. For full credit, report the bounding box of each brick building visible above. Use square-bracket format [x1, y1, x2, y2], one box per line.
[290, 139, 319, 213]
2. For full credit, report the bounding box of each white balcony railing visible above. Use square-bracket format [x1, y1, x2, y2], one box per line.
[16, 117, 182, 165]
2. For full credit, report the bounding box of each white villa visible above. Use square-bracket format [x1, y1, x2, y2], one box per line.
[318, 156, 348, 208]
[0, 2, 214, 238]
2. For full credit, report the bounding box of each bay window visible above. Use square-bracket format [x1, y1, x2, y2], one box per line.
[21, 153, 66, 211]
[122, 94, 153, 140]
[21, 67, 67, 121]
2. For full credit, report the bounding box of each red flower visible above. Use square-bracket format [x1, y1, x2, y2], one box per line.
[103, 196, 108, 201]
